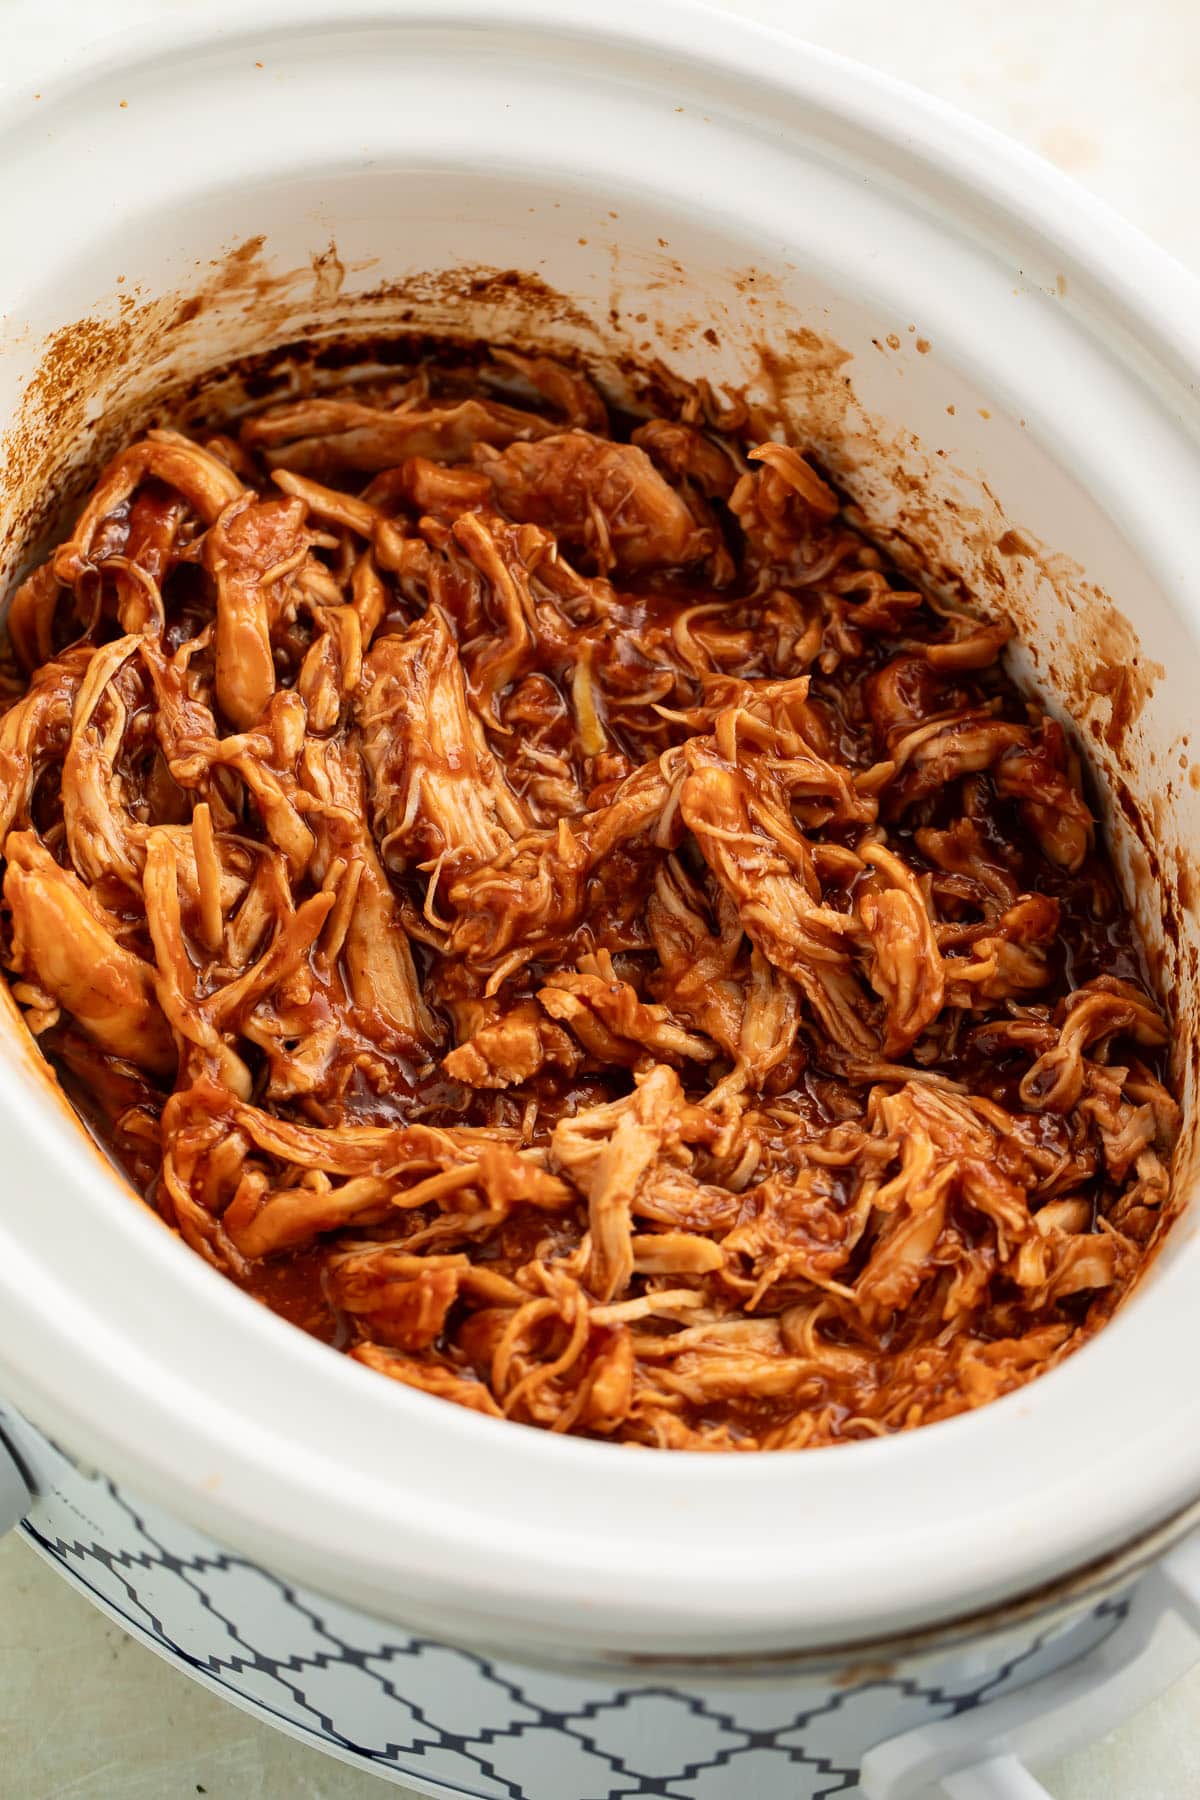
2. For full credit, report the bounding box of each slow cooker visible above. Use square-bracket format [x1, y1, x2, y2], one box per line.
[3, 5, 1200, 1795]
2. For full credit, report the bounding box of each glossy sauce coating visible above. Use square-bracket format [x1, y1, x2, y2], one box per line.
[0, 346, 1178, 1449]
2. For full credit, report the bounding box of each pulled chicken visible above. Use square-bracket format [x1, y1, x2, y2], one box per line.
[0, 345, 1178, 1450]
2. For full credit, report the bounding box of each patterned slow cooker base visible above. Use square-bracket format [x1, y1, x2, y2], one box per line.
[5, 1410, 1130, 1800]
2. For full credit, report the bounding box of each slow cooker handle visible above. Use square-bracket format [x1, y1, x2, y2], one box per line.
[939, 1759, 1054, 1800]
[0, 1418, 30, 1535]
[859, 1534, 1200, 1800]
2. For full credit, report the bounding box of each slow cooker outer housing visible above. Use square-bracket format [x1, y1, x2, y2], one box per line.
[1, 0, 1200, 1666]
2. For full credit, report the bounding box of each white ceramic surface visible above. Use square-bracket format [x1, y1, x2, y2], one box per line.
[4, 1, 1200, 1795]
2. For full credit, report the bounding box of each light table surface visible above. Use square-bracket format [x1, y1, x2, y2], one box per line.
[2, 0, 1200, 1794]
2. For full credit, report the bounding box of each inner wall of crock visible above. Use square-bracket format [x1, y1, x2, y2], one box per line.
[3, 157, 1200, 1288]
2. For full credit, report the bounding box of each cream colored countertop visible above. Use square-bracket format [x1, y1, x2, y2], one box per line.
[3, 0, 1200, 1794]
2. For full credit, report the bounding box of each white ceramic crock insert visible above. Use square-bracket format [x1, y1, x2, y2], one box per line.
[1, 0, 1200, 1675]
